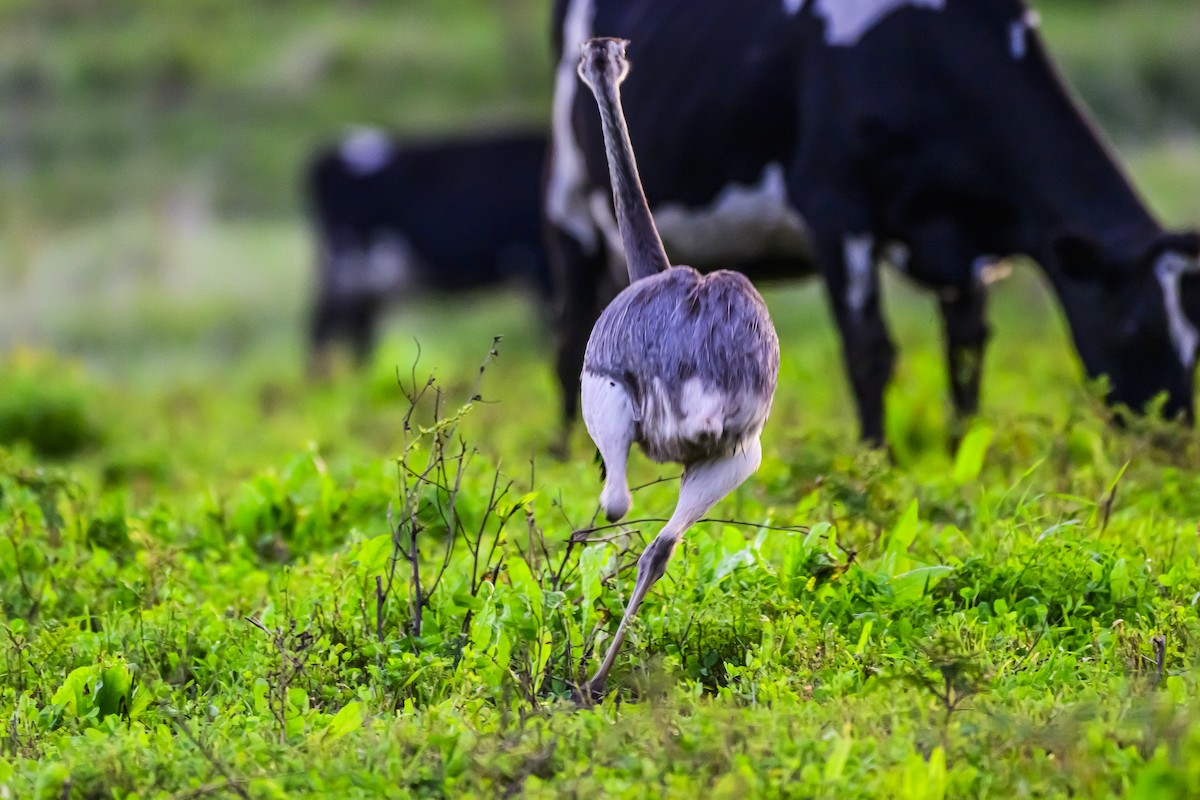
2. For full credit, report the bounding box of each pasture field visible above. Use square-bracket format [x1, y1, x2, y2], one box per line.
[4, 217, 1200, 797]
[3, 0, 1200, 797]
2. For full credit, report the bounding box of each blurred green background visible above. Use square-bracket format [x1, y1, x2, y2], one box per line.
[0, 0, 1197, 374]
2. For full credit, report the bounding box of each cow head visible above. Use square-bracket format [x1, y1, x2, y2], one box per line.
[1051, 231, 1200, 422]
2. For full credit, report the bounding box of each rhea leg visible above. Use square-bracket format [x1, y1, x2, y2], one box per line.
[581, 372, 636, 522]
[584, 437, 763, 697]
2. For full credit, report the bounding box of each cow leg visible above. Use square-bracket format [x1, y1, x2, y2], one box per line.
[903, 219, 993, 444]
[309, 293, 380, 373]
[346, 295, 382, 366]
[547, 223, 609, 456]
[309, 294, 339, 350]
[309, 240, 376, 375]
[820, 233, 897, 447]
[308, 289, 348, 379]
[790, 166, 895, 445]
[939, 283, 990, 436]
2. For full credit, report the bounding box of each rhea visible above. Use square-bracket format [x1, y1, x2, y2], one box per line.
[576, 38, 780, 697]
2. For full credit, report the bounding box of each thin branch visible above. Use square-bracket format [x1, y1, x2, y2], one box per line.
[174, 718, 250, 800]
[1153, 635, 1166, 688]
[570, 516, 810, 542]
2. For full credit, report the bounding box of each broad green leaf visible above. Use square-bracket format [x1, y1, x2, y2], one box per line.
[854, 619, 874, 655]
[887, 500, 920, 556]
[712, 546, 754, 584]
[892, 565, 954, 602]
[505, 557, 543, 620]
[323, 701, 364, 742]
[51, 665, 99, 717]
[469, 586, 498, 651]
[881, 500, 920, 576]
[128, 686, 153, 720]
[579, 545, 609, 631]
[1109, 557, 1130, 598]
[803, 521, 832, 551]
[952, 423, 993, 483]
[95, 664, 131, 719]
[500, 491, 539, 516]
[926, 746, 947, 800]
[530, 627, 553, 693]
[356, 533, 393, 572]
[823, 726, 853, 783]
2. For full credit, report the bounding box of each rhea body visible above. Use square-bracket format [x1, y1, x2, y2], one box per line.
[577, 38, 780, 697]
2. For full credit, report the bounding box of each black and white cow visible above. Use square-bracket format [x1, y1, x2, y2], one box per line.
[546, 0, 1200, 445]
[307, 129, 552, 365]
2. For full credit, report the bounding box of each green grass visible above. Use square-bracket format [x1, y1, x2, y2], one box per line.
[3, 235, 1200, 796]
[2, 311, 1200, 797]
[3, 0, 1200, 797]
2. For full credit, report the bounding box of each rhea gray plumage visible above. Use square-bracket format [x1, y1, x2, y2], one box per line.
[576, 37, 780, 699]
[585, 267, 778, 463]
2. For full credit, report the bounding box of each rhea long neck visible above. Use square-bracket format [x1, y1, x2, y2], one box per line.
[590, 75, 671, 281]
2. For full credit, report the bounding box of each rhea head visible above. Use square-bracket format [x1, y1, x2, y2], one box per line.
[577, 37, 631, 94]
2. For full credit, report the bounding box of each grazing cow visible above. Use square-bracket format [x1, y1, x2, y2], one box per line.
[546, 0, 1200, 445]
[307, 129, 552, 366]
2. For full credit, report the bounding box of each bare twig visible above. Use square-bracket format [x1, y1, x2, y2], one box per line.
[427, 440, 472, 600]
[570, 516, 810, 542]
[244, 617, 314, 743]
[174, 718, 250, 799]
[408, 501, 423, 638]
[375, 575, 385, 643]
[1153, 634, 1166, 688]
[5, 513, 43, 620]
[171, 778, 252, 799]
[378, 338, 506, 643]
[1100, 478, 1121, 534]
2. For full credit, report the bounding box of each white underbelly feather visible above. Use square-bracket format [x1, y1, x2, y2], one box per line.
[638, 376, 769, 463]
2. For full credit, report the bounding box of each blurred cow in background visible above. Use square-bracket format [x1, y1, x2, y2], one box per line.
[306, 129, 552, 370]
